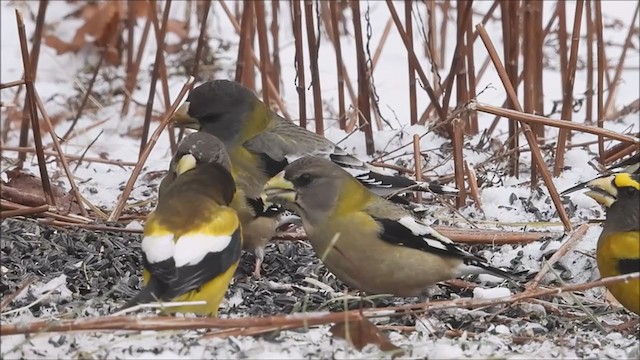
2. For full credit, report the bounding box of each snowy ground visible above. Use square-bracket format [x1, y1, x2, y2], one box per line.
[1, 1, 639, 359]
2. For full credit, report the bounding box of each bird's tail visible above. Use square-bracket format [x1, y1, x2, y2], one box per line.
[458, 258, 519, 281]
[415, 181, 460, 196]
[118, 279, 164, 312]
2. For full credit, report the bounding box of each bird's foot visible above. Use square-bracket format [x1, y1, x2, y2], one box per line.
[252, 247, 265, 278]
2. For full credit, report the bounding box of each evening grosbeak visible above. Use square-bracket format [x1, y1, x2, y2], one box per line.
[159, 132, 286, 277]
[583, 173, 640, 315]
[122, 134, 241, 315]
[171, 79, 458, 201]
[262, 156, 513, 296]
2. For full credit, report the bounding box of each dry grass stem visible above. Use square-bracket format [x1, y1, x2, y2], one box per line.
[553, 0, 584, 175]
[3, 272, 637, 336]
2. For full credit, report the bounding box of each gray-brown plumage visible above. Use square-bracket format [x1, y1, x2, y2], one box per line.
[171, 79, 458, 200]
[160, 132, 284, 276]
[262, 156, 512, 296]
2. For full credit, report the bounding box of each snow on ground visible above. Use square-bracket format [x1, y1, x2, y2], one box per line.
[1, 1, 639, 359]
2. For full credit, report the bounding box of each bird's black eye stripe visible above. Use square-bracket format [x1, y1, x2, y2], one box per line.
[295, 173, 313, 187]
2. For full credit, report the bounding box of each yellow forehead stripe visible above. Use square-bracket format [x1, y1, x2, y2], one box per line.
[614, 173, 640, 190]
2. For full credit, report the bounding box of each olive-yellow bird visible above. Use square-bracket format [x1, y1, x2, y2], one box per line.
[171, 79, 457, 201]
[262, 156, 512, 296]
[122, 134, 241, 316]
[159, 132, 284, 277]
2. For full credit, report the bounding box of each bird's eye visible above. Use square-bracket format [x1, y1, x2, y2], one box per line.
[296, 173, 313, 187]
[621, 186, 637, 197]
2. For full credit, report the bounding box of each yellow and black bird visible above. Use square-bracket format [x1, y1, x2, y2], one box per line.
[171, 79, 458, 201]
[582, 173, 640, 315]
[122, 134, 242, 316]
[159, 132, 285, 277]
[262, 156, 512, 296]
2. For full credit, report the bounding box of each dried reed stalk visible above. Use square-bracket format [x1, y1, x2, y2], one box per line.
[464, 161, 482, 210]
[121, 16, 151, 116]
[304, 0, 324, 135]
[595, 0, 605, 161]
[319, 2, 357, 113]
[16, 1, 47, 166]
[234, 0, 254, 84]
[254, 1, 272, 107]
[219, 0, 291, 120]
[0, 146, 136, 166]
[291, 0, 307, 128]
[465, 7, 478, 134]
[500, 0, 520, 177]
[473, 102, 639, 144]
[1, 200, 88, 224]
[15, 10, 55, 207]
[330, 1, 346, 129]
[439, 0, 450, 72]
[523, 1, 538, 183]
[425, 0, 439, 81]
[370, 18, 393, 72]
[61, 51, 106, 142]
[585, 1, 594, 125]
[270, 0, 281, 94]
[412, 134, 422, 204]
[386, 0, 446, 121]
[405, 0, 417, 125]
[0, 204, 49, 219]
[139, 0, 172, 158]
[33, 90, 89, 217]
[351, 0, 374, 155]
[190, 0, 212, 79]
[604, 143, 639, 165]
[554, 0, 585, 176]
[603, 2, 640, 117]
[0, 79, 25, 89]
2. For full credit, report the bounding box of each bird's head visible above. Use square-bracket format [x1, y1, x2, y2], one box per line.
[262, 157, 354, 226]
[172, 132, 232, 176]
[172, 80, 266, 144]
[585, 173, 639, 208]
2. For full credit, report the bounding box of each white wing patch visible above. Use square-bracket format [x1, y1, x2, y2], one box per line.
[397, 216, 458, 252]
[142, 234, 175, 264]
[173, 233, 233, 267]
[285, 153, 305, 164]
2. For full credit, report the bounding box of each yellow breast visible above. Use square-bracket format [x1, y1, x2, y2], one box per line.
[597, 231, 640, 315]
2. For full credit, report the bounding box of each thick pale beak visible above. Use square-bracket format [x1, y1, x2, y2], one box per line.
[176, 153, 197, 176]
[262, 171, 296, 204]
[585, 175, 617, 208]
[172, 102, 200, 129]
